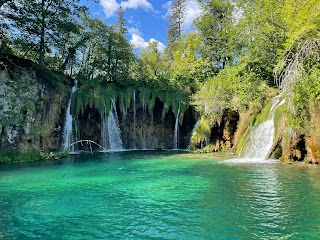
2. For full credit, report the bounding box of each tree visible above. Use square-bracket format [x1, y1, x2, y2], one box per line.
[168, 33, 210, 92]
[194, 0, 234, 69]
[167, 0, 186, 46]
[117, 6, 127, 34]
[76, 17, 134, 84]
[3, 0, 81, 65]
[139, 41, 167, 77]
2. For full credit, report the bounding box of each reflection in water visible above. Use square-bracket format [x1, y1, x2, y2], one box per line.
[244, 167, 290, 238]
[0, 152, 319, 239]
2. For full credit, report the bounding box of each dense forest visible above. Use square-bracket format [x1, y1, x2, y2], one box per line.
[0, 0, 319, 163]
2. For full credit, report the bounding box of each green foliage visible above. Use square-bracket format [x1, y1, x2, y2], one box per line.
[71, 79, 190, 123]
[167, 0, 186, 45]
[40, 151, 68, 161]
[35, 65, 72, 89]
[0, 150, 69, 164]
[255, 102, 272, 126]
[278, 0, 320, 62]
[168, 33, 211, 91]
[30, 122, 52, 135]
[194, 0, 235, 69]
[139, 41, 167, 77]
[189, 116, 212, 150]
[192, 63, 268, 124]
[2, 0, 82, 65]
[273, 102, 287, 138]
[0, 151, 41, 163]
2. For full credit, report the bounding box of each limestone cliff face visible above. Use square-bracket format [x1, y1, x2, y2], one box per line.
[201, 110, 239, 152]
[0, 67, 69, 152]
[119, 98, 180, 149]
[76, 96, 196, 150]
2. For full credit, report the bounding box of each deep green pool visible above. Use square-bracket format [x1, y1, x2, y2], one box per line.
[0, 151, 320, 239]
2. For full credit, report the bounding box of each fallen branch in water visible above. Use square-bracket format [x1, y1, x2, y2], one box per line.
[69, 140, 107, 155]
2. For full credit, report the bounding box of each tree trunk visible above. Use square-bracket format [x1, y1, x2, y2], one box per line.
[39, 0, 46, 65]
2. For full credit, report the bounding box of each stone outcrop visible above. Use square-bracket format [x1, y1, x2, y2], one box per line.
[0, 57, 69, 152]
[208, 110, 239, 151]
[306, 137, 320, 164]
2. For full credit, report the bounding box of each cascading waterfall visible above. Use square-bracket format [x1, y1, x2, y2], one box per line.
[243, 95, 285, 160]
[62, 80, 78, 151]
[173, 102, 180, 149]
[108, 100, 123, 150]
[192, 119, 201, 133]
[132, 90, 137, 149]
[187, 119, 200, 150]
[101, 100, 123, 151]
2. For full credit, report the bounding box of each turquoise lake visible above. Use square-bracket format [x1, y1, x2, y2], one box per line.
[0, 151, 320, 239]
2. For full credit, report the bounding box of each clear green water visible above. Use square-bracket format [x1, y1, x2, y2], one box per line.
[0, 151, 320, 239]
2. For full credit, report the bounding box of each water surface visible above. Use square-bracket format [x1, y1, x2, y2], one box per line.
[0, 151, 319, 239]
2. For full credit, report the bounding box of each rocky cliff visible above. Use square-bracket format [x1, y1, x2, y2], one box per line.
[77, 96, 196, 150]
[0, 56, 69, 152]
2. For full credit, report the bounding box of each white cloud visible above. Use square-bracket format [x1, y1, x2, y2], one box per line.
[183, 0, 202, 31]
[130, 33, 166, 52]
[128, 27, 141, 35]
[100, 0, 154, 18]
[121, 0, 153, 10]
[162, 0, 202, 31]
[130, 34, 149, 49]
[100, 0, 119, 18]
[161, 1, 172, 19]
[149, 38, 166, 52]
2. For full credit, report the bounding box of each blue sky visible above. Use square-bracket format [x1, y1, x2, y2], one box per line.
[81, 0, 202, 52]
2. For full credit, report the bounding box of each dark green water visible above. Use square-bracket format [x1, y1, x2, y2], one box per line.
[0, 151, 320, 239]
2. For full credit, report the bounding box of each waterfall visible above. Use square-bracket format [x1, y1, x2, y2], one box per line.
[243, 95, 285, 160]
[62, 80, 78, 151]
[101, 100, 123, 151]
[187, 119, 200, 150]
[191, 120, 200, 136]
[132, 90, 137, 149]
[173, 103, 180, 149]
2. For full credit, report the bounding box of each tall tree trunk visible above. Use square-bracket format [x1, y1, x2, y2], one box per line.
[39, 0, 46, 65]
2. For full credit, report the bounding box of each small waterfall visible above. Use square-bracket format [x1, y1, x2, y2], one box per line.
[108, 101, 123, 150]
[243, 95, 285, 160]
[101, 100, 123, 151]
[62, 80, 78, 151]
[132, 90, 137, 149]
[173, 103, 180, 149]
[191, 120, 200, 136]
[187, 119, 200, 150]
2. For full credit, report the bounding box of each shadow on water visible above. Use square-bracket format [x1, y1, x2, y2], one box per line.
[0, 149, 190, 172]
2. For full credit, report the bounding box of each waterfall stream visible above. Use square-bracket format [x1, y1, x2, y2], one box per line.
[101, 100, 123, 151]
[244, 95, 285, 159]
[62, 81, 78, 151]
[173, 103, 180, 149]
[226, 95, 285, 163]
[132, 90, 137, 149]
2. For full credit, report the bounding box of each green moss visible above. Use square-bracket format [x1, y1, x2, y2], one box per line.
[71, 80, 190, 124]
[250, 114, 257, 128]
[235, 128, 250, 156]
[256, 102, 272, 125]
[35, 65, 72, 89]
[273, 103, 287, 137]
